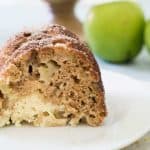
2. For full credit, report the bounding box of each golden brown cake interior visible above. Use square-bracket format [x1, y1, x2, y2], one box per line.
[0, 25, 106, 127]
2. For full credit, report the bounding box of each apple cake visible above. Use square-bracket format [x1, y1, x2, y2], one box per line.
[0, 24, 107, 127]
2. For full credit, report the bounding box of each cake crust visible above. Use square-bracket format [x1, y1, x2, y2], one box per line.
[0, 24, 107, 127]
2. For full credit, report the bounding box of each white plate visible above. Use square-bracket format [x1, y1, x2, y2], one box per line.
[0, 69, 150, 150]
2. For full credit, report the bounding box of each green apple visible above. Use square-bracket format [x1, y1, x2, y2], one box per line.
[84, 1, 145, 63]
[144, 20, 150, 51]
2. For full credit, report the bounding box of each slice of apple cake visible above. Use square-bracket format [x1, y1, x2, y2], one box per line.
[0, 24, 107, 127]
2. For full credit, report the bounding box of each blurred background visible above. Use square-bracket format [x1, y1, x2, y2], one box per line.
[0, 0, 150, 83]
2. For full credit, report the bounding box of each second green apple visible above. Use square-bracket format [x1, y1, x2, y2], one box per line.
[84, 2, 145, 63]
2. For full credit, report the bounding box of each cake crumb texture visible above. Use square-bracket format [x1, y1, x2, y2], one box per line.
[0, 24, 107, 127]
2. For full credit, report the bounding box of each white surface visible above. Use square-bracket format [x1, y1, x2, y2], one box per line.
[0, 70, 150, 150]
[0, 0, 51, 45]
